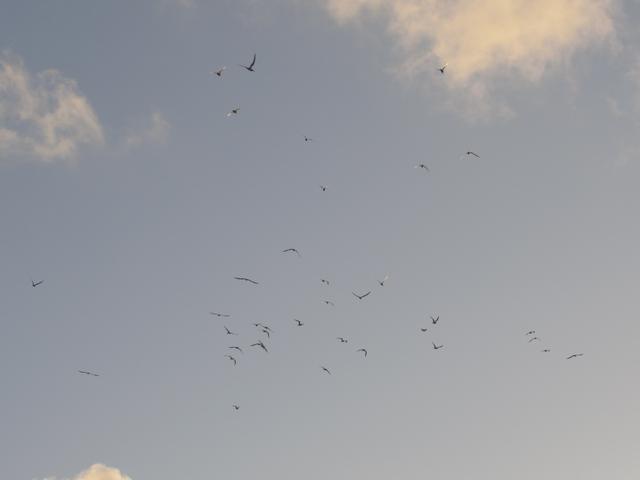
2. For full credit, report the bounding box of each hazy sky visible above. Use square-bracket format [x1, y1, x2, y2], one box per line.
[2, 1, 640, 479]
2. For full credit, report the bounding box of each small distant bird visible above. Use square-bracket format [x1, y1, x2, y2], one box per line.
[320, 185, 327, 192]
[251, 341, 268, 353]
[31, 279, 44, 288]
[566, 353, 584, 360]
[240, 53, 257, 72]
[282, 248, 301, 257]
[352, 291, 371, 300]
[304, 136, 313, 142]
[210, 312, 230, 318]
[321, 366, 331, 375]
[377, 275, 389, 287]
[356, 348, 368, 357]
[431, 316, 440, 325]
[226, 107, 240, 117]
[294, 319, 304, 327]
[528, 337, 540, 343]
[324, 300, 335, 307]
[78, 370, 99, 377]
[225, 355, 237, 366]
[262, 328, 271, 338]
[542, 349, 551, 353]
[438, 62, 448, 74]
[525, 330, 536, 336]
[224, 326, 237, 336]
[337, 337, 348, 343]
[321, 279, 330, 286]
[229, 346, 243, 353]
[466, 151, 480, 158]
[415, 163, 430, 172]
[432, 342, 444, 350]
[212, 67, 226, 77]
[234, 276, 258, 285]
[420, 327, 428, 332]
[233, 404, 240, 411]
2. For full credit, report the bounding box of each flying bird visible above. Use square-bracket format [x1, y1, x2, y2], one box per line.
[31, 279, 44, 288]
[240, 53, 257, 72]
[352, 291, 371, 300]
[438, 62, 448, 74]
[525, 330, 536, 336]
[320, 185, 327, 192]
[262, 328, 271, 338]
[282, 248, 301, 257]
[337, 337, 348, 343]
[234, 276, 259, 285]
[542, 349, 551, 353]
[251, 341, 268, 353]
[212, 67, 226, 77]
[377, 275, 389, 287]
[321, 366, 331, 375]
[225, 355, 237, 366]
[420, 327, 428, 332]
[415, 164, 430, 172]
[233, 404, 240, 411]
[321, 279, 330, 286]
[293, 319, 304, 327]
[528, 337, 540, 343]
[324, 300, 335, 307]
[210, 312, 230, 318]
[226, 107, 240, 117]
[304, 136, 313, 142]
[229, 346, 243, 354]
[356, 348, 368, 357]
[78, 370, 99, 377]
[224, 326, 237, 336]
[566, 353, 584, 360]
[432, 342, 444, 350]
[465, 151, 480, 158]
[431, 316, 440, 325]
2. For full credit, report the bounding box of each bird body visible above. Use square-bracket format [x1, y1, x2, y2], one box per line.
[224, 326, 237, 336]
[415, 164, 430, 172]
[225, 355, 237, 366]
[431, 316, 440, 325]
[212, 67, 226, 77]
[78, 370, 99, 377]
[234, 276, 258, 285]
[294, 319, 304, 326]
[324, 300, 335, 307]
[337, 337, 348, 343]
[240, 53, 256, 72]
[378, 275, 389, 286]
[567, 353, 584, 360]
[321, 366, 331, 375]
[227, 107, 240, 117]
[251, 341, 268, 353]
[31, 279, 44, 288]
[439, 63, 448, 74]
[466, 151, 480, 158]
[357, 348, 368, 357]
[210, 312, 230, 318]
[432, 342, 444, 350]
[352, 291, 371, 300]
[282, 248, 301, 257]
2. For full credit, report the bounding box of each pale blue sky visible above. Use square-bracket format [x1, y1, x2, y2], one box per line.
[1, 1, 640, 479]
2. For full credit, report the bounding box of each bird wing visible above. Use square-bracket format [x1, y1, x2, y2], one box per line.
[250, 53, 256, 68]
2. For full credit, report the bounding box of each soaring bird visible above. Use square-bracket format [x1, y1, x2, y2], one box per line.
[229, 346, 244, 354]
[542, 349, 551, 353]
[321, 366, 331, 375]
[31, 279, 44, 288]
[415, 163, 430, 172]
[324, 300, 335, 307]
[304, 136, 313, 142]
[225, 355, 237, 366]
[226, 107, 240, 117]
[321, 279, 330, 286]
[262, 328, 271, 338]
[466, 151, 480, 158]
[240, 53, 257, 72]
[438, 63, 448, 74]
[352, 291, 371, 300]
[282, 248, 301, 257]
[377, 275, 389, 287]
[525, 330, 536, 336]
[294, 319, 304, 327]
[320, 185, 327, 192]
[234, 276, 259, 285]
[566, 353, 584, 360]
[251, 341, 268, 353]
[78, 370, 99, 377]
[420, 327, 428, 332]
[431, 316, 440, 325]
[337, 337, 348, 343]
[432, 342, 444, 350]
[528, 337, 540, 343]
[224, 326, 237, 336]
[212, 67, 226, 77]
[356, 348, 368, 357]
[233, 404, 240, 411]
[210, 312, 230, 318]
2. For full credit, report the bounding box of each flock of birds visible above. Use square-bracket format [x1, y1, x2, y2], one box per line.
[28, 53, 584, 407]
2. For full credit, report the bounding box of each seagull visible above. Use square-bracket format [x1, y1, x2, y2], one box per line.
[528, 337, 540, 343]
[377, 275, 389, 287]
[465, 151, 480, 158]
[324, 300, 335, 307]
[321, 279, 330, 286]
[438, 62, 448, 74]
[225, 355, 237, 366]
[210, 312, 230, 318]
[321, 366, 331, 375]
[415, 163, 430, 172]
[304, 136, 313, 142]
[432, 342, 444, 350]
[337, 337, 348, 343]
[240, 53, 257, 72]
[251, 341, 268, 353]
[212, 67, 226, 77]
[356, 348, 368, 357]
[233, 404, 240, 411]
[224, 326, 237, 336]
[293, 319, 304, 326]
[226, 107, 240, 117]
[320, 185, 327, 192]
[78, 370, 99, 377]
[31, 279, 44, 288]
[525, 330, 536, 336]
[431, 316, 440, 325]
[252, 323, 273, 332]
[282, 248, 301, 257]
[566, 353, 584, 360]
[234, 276, 259, 285]
[262, 328, 271, 338]
[229, 346, 244, 354]
[352, 291, 371, 300]
[542, 349, 551, 353]
[420, 327, 428, 332]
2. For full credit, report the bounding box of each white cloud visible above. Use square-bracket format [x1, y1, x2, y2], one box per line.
[125, 111, 170, 149]
[38, 464, 131, 480]
[320, 0, 616, 117]
[0, 52, 104, 163]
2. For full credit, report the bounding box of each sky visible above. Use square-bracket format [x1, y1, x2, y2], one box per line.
[2, 1, 640, 479]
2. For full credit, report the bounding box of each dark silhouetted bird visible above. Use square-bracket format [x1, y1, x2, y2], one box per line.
[377, 275, 389, 286]
[224, 326, 237, 336]
[234, 276, 258, 285]
[78, 370, 99, 377]
[321, 366, 331, 375]
[357, 348, 368, 357]
[432, 342, 444, 350]
[227, 107, 240, 117]
[210, 312, 230, 318]
[225, 355, 237, 366]
[431, 316, 440, 325]
[229, 346, 243, 354]
[528, 337, 540, 343]
[439, 63, 448, 74]
[282, 248, 301, 257]
[321, 279, 330, 286]
[240, 53, 256, 72]
[352, 291, 371, 300]
[526, 330, 536, 336]
[31, 279, 44, 288]
[566, 353, 584, 360]
[320, 185, 327, 192]
[212, 67, 226, 77]
[233, 404, 240, 410]
[466, 151, 480, 158]
[420, 327, 428, 332]
[324, 300, 335, 307]
[294, 319, 304, 326]
[337, 337, 348, 343]
[415, 163, 430, 172]
[251, 341, 268, 353]
[542, 349, 551, 353]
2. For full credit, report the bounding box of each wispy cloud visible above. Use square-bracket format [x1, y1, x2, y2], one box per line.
[125, 111, 170, 149]
[320, 0, 616, 117]
[38, 464, 131, 480]
[0, 52, 104, 163]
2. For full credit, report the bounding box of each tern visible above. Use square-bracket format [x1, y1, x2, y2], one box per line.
[240, 53, 256, 72]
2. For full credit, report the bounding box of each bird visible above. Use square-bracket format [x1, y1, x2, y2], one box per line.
[415, 163, 430, 172]
[542, 349, 551, 353]
[438, 62, 447, 74]
[229, 346, 243, 354]
[324, 300, 335, 307]
[528, 337, 540, 343]
[377, 275, 389, 286]
[212, 67, 226, 77]
[78, 370, 99, 377]
[251, 341, 268, 353]
[210, 312, 230, 318]
[234, 276, 258, 285]
[321, 366, 331, 375]
[321, 279, 330, 286]
[432, 342, 444, 350]
[352, 291, 371, 300]
[226, 107, 240, 117]
[282, 248, 301, 257]
[293, 319, 304, 327]
[337, 337, 348, 343]
[431, 316, 440, 325]
[356, 348, 368, 357]
[224, 326, 237, 336]
[420, 327, 428, 332]
[31, 279, 44, 288]
[320, 185, 327, 192]
[262, 328, 271, 338]
[465, 151, 480, 158]
[232, 404, 240, 411]
[304, 136, 313, 142]
[566, 353, 584, 360]
[525, 330, 536, 336]
[225, 355, 237, 366]
[240, 53, 256, 72]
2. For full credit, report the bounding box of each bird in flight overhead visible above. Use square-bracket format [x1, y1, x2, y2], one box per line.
[229, 346, 243, 353]
[31, 279, 44, 288]
[224, 326, 237, 336]
[525, 330, 536, 336]
[225, 355, 237, 366]
[542, 349, 551, 353]
[293, 319, 304, 327]
[78, 370, 99, 377]
[420, 327, 429, 332]
[240, 53, 257, 72]
[465, 151, 480, 158]
[251, 341, 268, 353]
[262, 328, 271, 338]
[282, 248, 301, 257]
[356, 348, 368, 357]
[566, 353, 584, 360]
[212, 67, 226, 77]
[324, 300, 335, 307]
[352, 291, 371, 300]
[415, 163, 430, 172]
[439, 62, 448, 74]
[226, 107, 240, 117]
[210, 312, 230, 318]
[431, 316, 440, 325]
[320, 185, 327, 192]
[234, 276, 259, 285]
[337, 337, 348, 343]
[528, 337, 540, 343]
[321, 366, 331, 375]
[432, 342, 444, 350]
[233, 404, 240, 411]
[321, 279, 330, 286]
[377, 275, 389, 287]
[304, 136, 313, 142]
